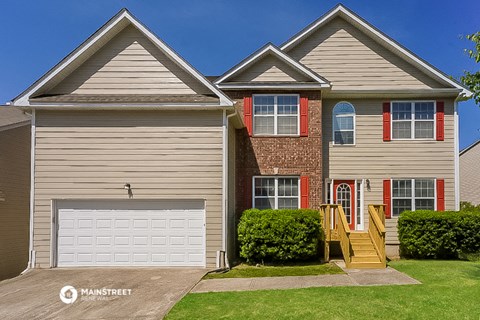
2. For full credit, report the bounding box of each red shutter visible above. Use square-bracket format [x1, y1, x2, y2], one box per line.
[300, 96, 309, 137]
[437, 179, 445, 211]
[300, 176, 309, 208]
[383, 180, 392, 218]
[244, 96, 253, 136]
[436, 101, 444, 141]
[383, 102, 391, 142]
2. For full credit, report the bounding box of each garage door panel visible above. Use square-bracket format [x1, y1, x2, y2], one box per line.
[57, 200, 205, 267]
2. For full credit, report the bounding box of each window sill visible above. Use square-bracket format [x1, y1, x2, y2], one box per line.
[332, 143, 356, 147]
[390, 139, 437, 142]
[253, 134, 301, 138]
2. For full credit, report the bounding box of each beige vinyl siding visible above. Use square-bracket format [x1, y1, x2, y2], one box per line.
[47, 25, 211, 95]
[230, 55, 311, 83]
[33, 110, 223, 267]
[323, 99, 455, 243]
[460, 142, 480, 205]
[0, 125, 30, 280]
[287, 17, 444, 90]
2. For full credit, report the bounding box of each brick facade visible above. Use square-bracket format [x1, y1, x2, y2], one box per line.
[228, 90, 323, 217]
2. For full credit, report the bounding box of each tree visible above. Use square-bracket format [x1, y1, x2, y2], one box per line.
[461, 32, 480, 104]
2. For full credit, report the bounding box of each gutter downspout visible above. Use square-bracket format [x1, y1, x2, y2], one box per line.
[454, 98, 460, 211]
[219, 108, 237, 270]
[219, 109, 227, 269]
[22, 109, 36, 273]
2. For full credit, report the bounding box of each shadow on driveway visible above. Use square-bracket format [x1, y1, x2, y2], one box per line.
[0, 268, 206, 319]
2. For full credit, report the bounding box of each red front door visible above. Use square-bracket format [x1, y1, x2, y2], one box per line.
[333, 180, 356, 230]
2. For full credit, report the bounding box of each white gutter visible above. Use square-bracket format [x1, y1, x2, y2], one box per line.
[454, 99, 460, 211]
[23, 109, 36, 272]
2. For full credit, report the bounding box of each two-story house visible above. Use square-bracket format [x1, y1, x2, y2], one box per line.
[9, 5, 471, 269]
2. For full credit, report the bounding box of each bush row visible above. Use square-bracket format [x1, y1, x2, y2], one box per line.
[398, 210, 480, 259]
[238, 209, 322, 263]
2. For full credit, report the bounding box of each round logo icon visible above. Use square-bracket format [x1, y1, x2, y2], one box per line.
[59, 285, 78, 304]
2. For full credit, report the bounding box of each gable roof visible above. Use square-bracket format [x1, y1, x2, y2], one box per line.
[215, 43, 330, 89]
[11, 9, 233, 107]
[280, 4, 472, 98]
[460, 140, 480, 156]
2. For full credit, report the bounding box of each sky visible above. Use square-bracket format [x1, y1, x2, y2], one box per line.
[0, 0, 479, 149]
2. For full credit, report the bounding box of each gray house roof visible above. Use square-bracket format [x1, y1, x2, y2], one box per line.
[0, 107, 30, 130]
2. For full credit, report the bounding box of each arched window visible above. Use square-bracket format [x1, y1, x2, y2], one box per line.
[333, 102, 355, 145]
[336, 183, 352, 224]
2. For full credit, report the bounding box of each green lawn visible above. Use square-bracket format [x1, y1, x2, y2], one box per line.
[166, 260, 480, 319]
[204, 262, 343, 279]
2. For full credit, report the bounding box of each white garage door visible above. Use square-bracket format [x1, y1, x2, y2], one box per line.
[56, 200, 205, 267]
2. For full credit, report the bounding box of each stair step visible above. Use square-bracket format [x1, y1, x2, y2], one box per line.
[350, 242, 374, 249]
[351, 255, 381, 263]
[352, 248, 378, 255]
[348, 261, 385, 269]
[350, 238, 372, 243]
[349, 232, 370, 239]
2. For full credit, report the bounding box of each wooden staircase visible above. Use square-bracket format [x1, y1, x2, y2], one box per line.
[320, 204, 386, 269]
[349, 232, 384, 268]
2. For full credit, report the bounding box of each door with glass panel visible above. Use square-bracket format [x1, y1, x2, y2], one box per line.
[333, 180, 356, 230]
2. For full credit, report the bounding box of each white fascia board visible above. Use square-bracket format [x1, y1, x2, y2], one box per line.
[26, 104, 233, 111]
[128, 15, 234, 107]
[280, 5, 340, 51]
[12, 10, 234, 107]
[217, 83, 329, 90]
[12, 11, 130, 107]
[215, 43, 329, 86]
[281, 5, 472, 97]
[323, 88, 462, 99]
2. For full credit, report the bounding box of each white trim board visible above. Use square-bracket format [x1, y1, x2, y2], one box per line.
[215, 43, 330, 87]
[11, 9, 233, 107]
[280, 4, 472, 98]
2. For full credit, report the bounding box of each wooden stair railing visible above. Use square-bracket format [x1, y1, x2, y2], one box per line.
[367, 204, 387, 268]
[321, 203, 387, 269]
[320, 204, 352, 267]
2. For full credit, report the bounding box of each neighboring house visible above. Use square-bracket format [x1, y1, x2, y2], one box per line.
[8, 5, 471, 269]
[460, 140, 480, 205]
[0, 108, 31, 280]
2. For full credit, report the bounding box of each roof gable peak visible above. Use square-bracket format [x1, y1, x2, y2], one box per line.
[215, 43, 329, 87]
[12, 8, 233, 107]
[280, 4, 471, 97]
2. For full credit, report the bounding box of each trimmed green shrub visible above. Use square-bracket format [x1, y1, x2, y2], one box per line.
[398, 210, 480, 259]
[460, 201, 480, 212]
[238, 209, 322, 263]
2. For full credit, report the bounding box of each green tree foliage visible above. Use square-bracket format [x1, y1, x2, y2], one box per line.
[461, 32, 480, 104]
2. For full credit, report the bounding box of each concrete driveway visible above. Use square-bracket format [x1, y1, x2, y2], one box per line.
[0, 268, 206, 320]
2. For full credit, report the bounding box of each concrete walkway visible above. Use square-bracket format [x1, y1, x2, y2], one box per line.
[191, 261, 420, 293]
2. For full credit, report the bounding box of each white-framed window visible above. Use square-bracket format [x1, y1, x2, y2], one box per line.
[253, 94, 299, 135]
[332, 102, 355, 145]
[392, 178, 435, 216]
[253, 176, 300, 209]
[391, 101, 435, 140]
